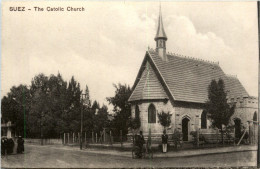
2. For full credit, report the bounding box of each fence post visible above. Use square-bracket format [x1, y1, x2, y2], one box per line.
[63, 133, 65, 144]
[92, 131, 94, 143]
[234, 128, 236, 146]
[104, 129, 106, 144]
[110, 130, 113, 145]
[197, 129, 199, 148]
[73, 132, 74, 143]
[96, 133, 98, 143]
[78, 132, 80, 143]
[253, 122, 255, 145]
[120, 130, 123, 147]
[85, 132, 86, 145]
[248, 121, 251, 145]
[68, 133, 70, 144]
[216, 129, 219, 147]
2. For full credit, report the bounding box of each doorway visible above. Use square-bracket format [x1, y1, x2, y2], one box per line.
[182, 118, 190, 141]
[234, 118, 241, 139]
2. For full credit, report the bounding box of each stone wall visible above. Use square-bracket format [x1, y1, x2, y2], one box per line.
[232, 107, 258, 127]
[131, 96, 258, 142]
[174, 106, 203, 141]
[131, 100, 175, 135]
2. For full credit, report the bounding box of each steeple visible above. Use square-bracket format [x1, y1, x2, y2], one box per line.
[155, 4, 168, 61]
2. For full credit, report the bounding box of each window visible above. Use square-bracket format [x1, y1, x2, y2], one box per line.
[201, 111, 207, 129]
[148, 104, 156, 123]
[135, 105, 140, 118]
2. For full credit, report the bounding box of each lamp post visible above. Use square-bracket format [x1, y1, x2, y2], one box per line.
[80, 93, 87, 150]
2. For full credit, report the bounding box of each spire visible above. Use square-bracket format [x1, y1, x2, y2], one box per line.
[154, 3, 168, 61]
[154, 4, 167, 41]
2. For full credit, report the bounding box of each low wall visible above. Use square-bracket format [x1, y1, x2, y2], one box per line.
[25, 138, 62, 145]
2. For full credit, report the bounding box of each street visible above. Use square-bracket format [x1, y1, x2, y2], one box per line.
[1, 144, 257, 168]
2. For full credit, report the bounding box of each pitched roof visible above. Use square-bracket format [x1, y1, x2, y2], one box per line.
[129, 62, 168, 101]
[129, 49, 249, 103]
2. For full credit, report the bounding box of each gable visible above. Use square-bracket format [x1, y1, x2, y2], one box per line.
[128, 61, 168, 102]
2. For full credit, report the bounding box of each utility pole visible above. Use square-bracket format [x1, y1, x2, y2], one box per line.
[41, 111, 43, 146]
[80, 93, 87, 150]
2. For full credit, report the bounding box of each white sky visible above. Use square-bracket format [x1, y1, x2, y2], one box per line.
[1, 1, 259, 111]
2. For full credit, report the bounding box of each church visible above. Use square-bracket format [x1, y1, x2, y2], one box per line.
[128, 7, 258, 141]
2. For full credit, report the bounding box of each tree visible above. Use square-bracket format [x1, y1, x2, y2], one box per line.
[28, 73, 82, 138]
[157, 111, 172, 131]
[106, 83, 131, 140]
[93, 105, 109, 133]
[1, 85, 31, 137]
[1, 72, 95, 139]
[205, 79, 235, 144]
[65, 76, 82, 133]
[29, 73, 55, 138]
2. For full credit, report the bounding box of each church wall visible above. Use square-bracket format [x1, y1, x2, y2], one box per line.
[131, 100, 175, 135]
[231, 107, 258, 127]
[174, 106, 204, 141]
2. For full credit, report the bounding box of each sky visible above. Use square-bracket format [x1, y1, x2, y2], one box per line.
[2, 1, 259, 111]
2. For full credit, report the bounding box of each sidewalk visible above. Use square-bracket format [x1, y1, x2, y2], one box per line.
[26, 143, 257, 158]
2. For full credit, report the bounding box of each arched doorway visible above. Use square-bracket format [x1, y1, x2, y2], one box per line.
[182, 118, 190, 141]
[253, 111, 257, 121]
[234, 118, 241, 139]
[201, 111, 207, 129]
[135, 105, 140, 118]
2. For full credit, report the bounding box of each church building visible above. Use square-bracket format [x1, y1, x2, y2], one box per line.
[128, 7, 258, 141]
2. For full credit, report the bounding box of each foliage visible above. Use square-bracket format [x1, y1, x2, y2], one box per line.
[1, 85, 31, 137]
[1, 73, 79, 138]
[1, 72, 113, 139]
[93, 104, 109, 133]
[129, 115, 141, 131]
[172, 129, 182, 148]
[157, 111, 172, 129]
[106, 83, 131, 139]
[205, 79, 235, 144]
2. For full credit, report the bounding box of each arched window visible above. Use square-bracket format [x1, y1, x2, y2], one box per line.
[148, 104, 156, 123]
[201, 111, 207, 129]
[135, 105, 140, 118]
[253, 111, 257, 121]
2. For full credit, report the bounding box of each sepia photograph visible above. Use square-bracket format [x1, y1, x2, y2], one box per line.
[1, 1, 259, 168]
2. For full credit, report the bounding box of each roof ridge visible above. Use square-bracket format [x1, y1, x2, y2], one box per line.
[226, 74, 238, 79]
[148, 48, 219, 66]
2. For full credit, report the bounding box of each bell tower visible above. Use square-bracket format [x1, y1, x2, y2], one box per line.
[154, 5, 168, 61]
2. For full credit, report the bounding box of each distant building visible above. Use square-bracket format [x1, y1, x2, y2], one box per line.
[128, 7, 258, 141]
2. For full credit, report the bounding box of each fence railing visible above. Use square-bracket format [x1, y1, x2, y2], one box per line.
[62, 130, 127, 146]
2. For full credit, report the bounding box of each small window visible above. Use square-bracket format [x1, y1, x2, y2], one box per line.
[148, 104, 156, 123]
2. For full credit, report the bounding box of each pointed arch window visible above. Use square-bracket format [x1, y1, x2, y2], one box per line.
[201, 111, 207, 129]
[148, 104, 156, 123]
[135, 105, 140, 118]
[253, 111, 257, 121]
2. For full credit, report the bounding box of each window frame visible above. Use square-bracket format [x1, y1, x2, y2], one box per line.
[148, 104, 156, 123]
